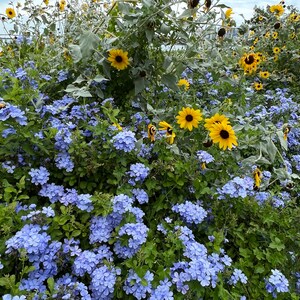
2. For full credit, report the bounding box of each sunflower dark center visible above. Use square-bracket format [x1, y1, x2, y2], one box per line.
[185, 115, 193, 122]
[9, 11, 13, 15]
[115, 55, 123, 63]
[167, 127, 173, 134]
[245, 55, 255, 65]
[220, 130, 229, 139]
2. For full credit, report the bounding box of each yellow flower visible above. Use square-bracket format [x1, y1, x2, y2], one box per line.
[259, 71, 270, 79]
[253, 168, 262, 188]
[6, 7, 16, 19]
[148, 124, 156, 142]
[253, 82, 263, 91]
[264, 31, 270, 39]
[269, 4, 284, 17]
[289, 32, 296, 39]
[108, 49, 129, 71]
[159, 121, 176, 144]
[225, 8, 233, 19]
[239, 53, 259, 75]
[205, 113, 230, 131]
[177, 79, 190, 91]
[43, 0, 49, 5]
[289, 13, 300, 22]
[283, 126, 290, 141]
[272, 31, 278, 39]
[59, 2, 65, 11]
[209, 122, 238, 150]
[273, 47, 281, 54]
[176, 107, 202, 131]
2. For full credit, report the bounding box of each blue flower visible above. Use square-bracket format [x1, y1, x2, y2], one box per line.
[2, 295, 27, 300]
[57, 70, 69, 82]
[73, 250, 100, 276]
[265, 269, 289, 298]
[55, 151, 74, 172]
[29, 167, 50, 185]
[127, 163, 150, 186]
[114, 222, 149, 259]
[2, 161, 16, 174]
[112, 130, 137, 152]
[90, 266, 120, 299]
[132, 188, 149, 204]
[150, 279, 174, 300]
[123, 269, 154, 299]
[0, 103, 27, 125]
[172, 201, 207, 225]
[228, 268, 248, 285]
[196, 150, 214, 164]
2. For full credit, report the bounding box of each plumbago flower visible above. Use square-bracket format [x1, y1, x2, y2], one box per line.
[2, 0, 300, 299]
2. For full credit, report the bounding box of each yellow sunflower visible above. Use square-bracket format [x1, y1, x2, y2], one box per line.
[272, 31, 278, 39]
[273, 47, 281, 54]
[269, 4, 284, 17]
[253, 168, 262, 188]
[177, 79, 190, 91]
[204, 113, 230, 131]
[108, 49, 129, 71]
[259, 71, 270, 79]
[254, 82, 263, 91]
[239, 53, 259, 75]
[209, 122, 238, 150]
[43, 0, 49, 5]
[159, 121, 176, 144]
[6, 7, 16, 19]
[176, 107, 202, 131]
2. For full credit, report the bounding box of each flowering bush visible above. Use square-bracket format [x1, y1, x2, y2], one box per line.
[1, 0, 300, 299]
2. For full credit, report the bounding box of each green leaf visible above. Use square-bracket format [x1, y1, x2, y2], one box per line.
[269, 237, 285, 251]
[69, 44, 82, 63]
[276, 130, 288, 151]
[134, 77, 145, 95]
[47, 277, 55, 293]
[161, 74, 179, 91]
[79, 30, 100, 61]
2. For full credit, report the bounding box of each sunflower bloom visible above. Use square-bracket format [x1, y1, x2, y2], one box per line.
[177, 79, 190, 91]
[108, 49, 129, 71]
[176, 107, 202, 131]
[239, 53, 259, 75]
[6, 8, 16, 19]
[273, 47, 281, 54]
[205, 113, 230, 131]
[269, 4, 284, 17]
[43, 0, 49, 5]
[209, 122, 238, 150]
[253, 168, 262, 188]
[159, 121, 176, 144]
[254, 82, 263, 91]
[259, 71, 270, 79]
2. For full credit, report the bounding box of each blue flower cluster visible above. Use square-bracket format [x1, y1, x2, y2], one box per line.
[127, 163, 150, 186]
[150, 279, 174, 300]
[114, 222, 149, 259]
[132, 188, 149, 204]
[39, 183, 93, 212]
[217, 176, 254, 199]
[111, 130, 137, 152]
[172, 201, 207, 225]
[196, 150, 214, 164]
[123, 269, 154, 299]
[29, 166, 50, 185]
[228, 268, 248, 285]
[0, 102, 28, 125]
[265, 269, 289, 298]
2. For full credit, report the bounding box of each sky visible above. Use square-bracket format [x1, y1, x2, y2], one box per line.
[0, 0, 299, 34]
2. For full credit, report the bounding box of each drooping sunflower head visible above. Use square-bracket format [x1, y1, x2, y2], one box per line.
[253, 168, 262, 188]
[205, 113, 230, 131]
[254, 82, 263, 91]
[108, 49, 129, 71]
[177, 79, 190, 91]
[269, 4, 284, 17]
[209, 122, 238, 150]
[6, 7, 16, 19]
[225, 8, 233, 19]
[148, 124, 156, 142]
[159, 121, 176, 144]
[176, 107, 202, 131]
